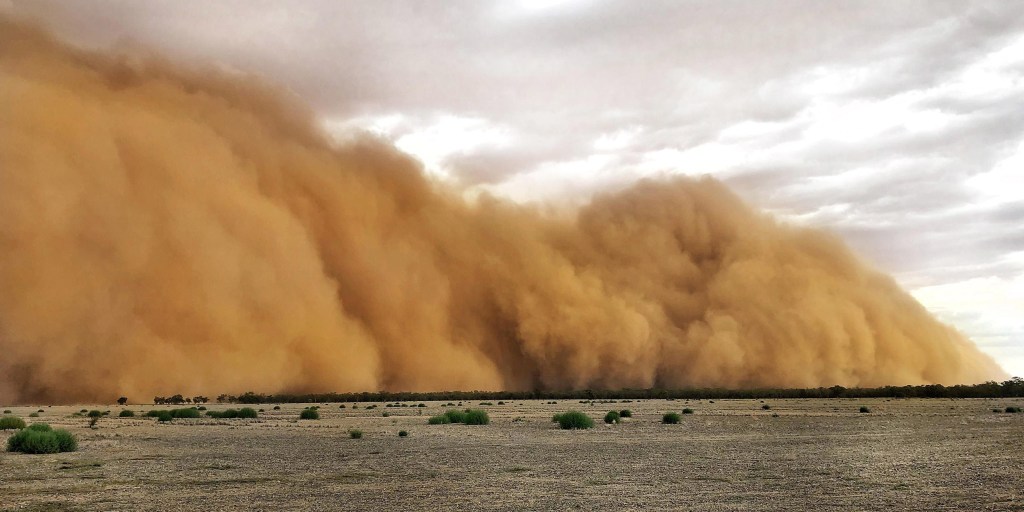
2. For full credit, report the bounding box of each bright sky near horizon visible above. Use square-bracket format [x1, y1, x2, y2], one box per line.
[7, 0, 1023, 377]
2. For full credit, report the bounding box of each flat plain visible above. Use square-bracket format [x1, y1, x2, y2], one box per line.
[1, 398, 1022, 511]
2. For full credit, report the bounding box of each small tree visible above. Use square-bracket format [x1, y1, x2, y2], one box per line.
[117, 397, 128, 406]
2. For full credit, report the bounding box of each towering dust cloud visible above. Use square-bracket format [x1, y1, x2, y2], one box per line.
[0, 20, 1005, 403]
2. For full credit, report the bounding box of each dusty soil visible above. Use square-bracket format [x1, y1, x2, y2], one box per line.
[1, 398, 1022, 511]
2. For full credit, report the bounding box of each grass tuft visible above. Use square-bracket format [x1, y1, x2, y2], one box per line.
[556, 411, 594, 430]
[662, 412, 682, 424]
[604, 411, 620, 424]
[0, 416, 26, 430]
[6, 424, 77, 454]
[299, 409, 320, 420]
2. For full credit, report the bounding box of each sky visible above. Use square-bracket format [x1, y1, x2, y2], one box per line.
[6, 0, 1023, 378]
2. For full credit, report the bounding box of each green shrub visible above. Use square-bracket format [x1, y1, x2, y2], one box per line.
[238, 408, 258, 419]
[208, 409, 239, 419]
[118, 410, 135, 417]
[604, 411, 620, 424]
[197, 406, 207, 411]
[382, 412, 390, 417]
[299, 409, 320, 420]
[1006, 406, 1022, 414]
[398, 430, 409, 437]
[0, 416, 26, 430]
[2, 410, 10, 414]
[551, 413, 562, 423]
[427, 415, 451, 425]
[28, 412, 39, 418]
[80, 409, 88, 413]
[273, 406, 281, 410]
[349, 429, 363, 439]
[556, 411, 594, 430]
[339, 404, 346, 409]
[761, 405, 771, 410]
[993, 408, 1002, 413]
[682, 408, 694, 414]
[443, 410, 467, 423]
[154, 411, 173, 422]
[662, 412, 681, 424]
[170, 408, 201, 419]
[463, 409, 490, 425]
[418, 403, 427, 408]
[619, 409, 632, 418]
[859, 406, 871, 413]
[7, 424, 77, 454]
[86, 410, 102, 418]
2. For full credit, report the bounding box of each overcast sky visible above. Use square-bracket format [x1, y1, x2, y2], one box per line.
[8, 0, 1023, 377]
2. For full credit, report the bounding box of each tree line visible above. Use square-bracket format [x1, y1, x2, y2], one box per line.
[138, 377, 1023, 404]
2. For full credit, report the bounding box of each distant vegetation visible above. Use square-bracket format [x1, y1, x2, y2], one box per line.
[119, 410, 135, 417]
[662, 412, 681, 424]
[604, 411, 620, 424]
[6, 423, 77, 454]
[182, 378, 1024, 405]
[349, 429, 363, 439]
[299, 408, 320, 420]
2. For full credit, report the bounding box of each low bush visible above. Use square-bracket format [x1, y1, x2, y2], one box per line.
[604, 411, 620, 424]
[682, 408, 694, 414]
[28, 412, 39, 418]
[339, 404, 346, 409]
[197, 406, 207, 411]
[382, 412, 390, 417]
[1006, 406, 1022, 414]
[761, 405, 771, 410]
[398, 430, 409, 437]
[859, 406, 871, 413]
[299, 409, 320, 420]
[6, 424, 77, 454]
[662, 412, 681, 424]
[0, 416, 26, 430]
[170, 408, 201, 419]
[118, 410, 135, 418]
[237, 408, 258, 419]
[273, 406, 281, 410]
[349, 429, 363, 439]
[427, 415, 451, 425]
[2, 410, 10, 414]
[87, 410, 102, 418]
[556, 411, 594, 430]
[443, 410, 467, 423]
[463, 409, 490, 425]
[154, 411, 173, 422]
[418, 403, 426, 408]
[619, 409, 632, 418]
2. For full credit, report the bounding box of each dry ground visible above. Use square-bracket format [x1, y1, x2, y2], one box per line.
[1, 398, 1022, 511]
